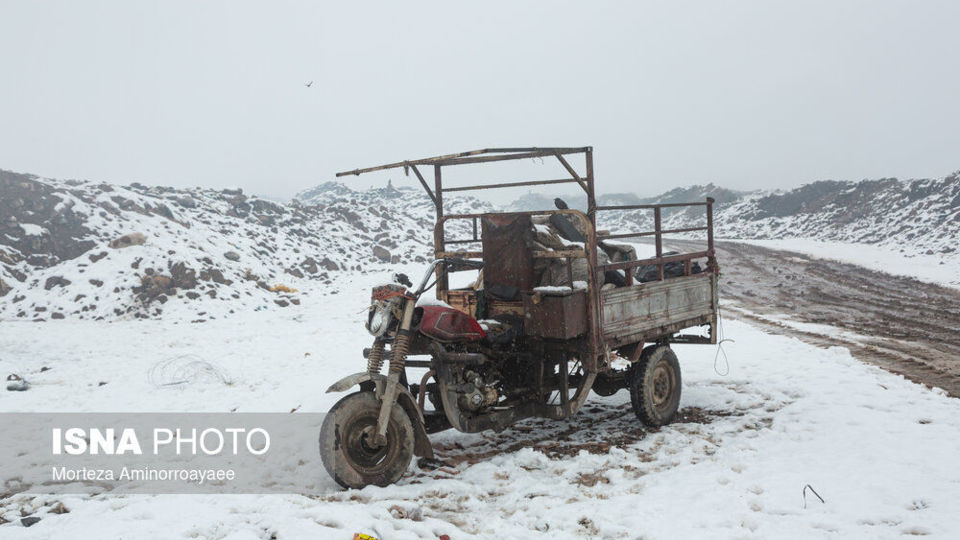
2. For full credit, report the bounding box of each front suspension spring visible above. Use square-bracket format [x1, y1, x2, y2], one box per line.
[388, 330, 412, 374]
[366, 340, 386, 374]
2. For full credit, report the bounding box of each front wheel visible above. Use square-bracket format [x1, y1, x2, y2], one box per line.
[319, 391, 414, 489]
[629, 345, 682, 427]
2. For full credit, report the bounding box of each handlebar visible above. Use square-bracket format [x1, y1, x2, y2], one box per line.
[411, 258, 484, 298]
[444, 257, 484, 271]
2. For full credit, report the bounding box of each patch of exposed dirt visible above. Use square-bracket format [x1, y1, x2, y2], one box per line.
[669, 239, 960, 397]
[424, 404, 739, 466]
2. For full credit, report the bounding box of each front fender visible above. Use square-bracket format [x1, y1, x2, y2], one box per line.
[326, 372, 384, 394]
[325, 372, 434, 459]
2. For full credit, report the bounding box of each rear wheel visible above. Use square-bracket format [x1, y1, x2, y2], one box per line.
[319, 391, 414, 489]
[629, 345, 682, 427]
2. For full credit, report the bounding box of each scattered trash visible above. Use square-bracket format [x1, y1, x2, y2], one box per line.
[147, 356, 232, 388]
[270, 284, 298, 293]
[802, 484, 825, 508]
[418, 457, 459, 478]
[49, 502, 69, 514]
[6, 374, 29, 392]
[353, 533, 379, 540]
[108, 232, 146, 249]
[389, 505, 423, 521]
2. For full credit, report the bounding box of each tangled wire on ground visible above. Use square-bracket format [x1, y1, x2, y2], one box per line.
[147, 355, 232, 388]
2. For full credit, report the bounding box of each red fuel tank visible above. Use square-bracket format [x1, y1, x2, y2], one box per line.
[418, 305, 486, 343]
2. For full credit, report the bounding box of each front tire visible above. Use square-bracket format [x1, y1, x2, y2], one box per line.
[319, 391, 414, 489]
[629, 345, 682, 427]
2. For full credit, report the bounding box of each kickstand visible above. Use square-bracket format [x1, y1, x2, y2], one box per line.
[417, 457, 451, 471]
[417, 457, 458, 476]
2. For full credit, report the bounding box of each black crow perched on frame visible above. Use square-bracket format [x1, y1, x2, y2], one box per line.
[549, 197, 585, 243]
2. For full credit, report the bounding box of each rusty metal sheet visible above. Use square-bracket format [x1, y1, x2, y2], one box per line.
[481, 215, 534, 293]
[601, 274, 715, 343]
[522, 290, 588, 339]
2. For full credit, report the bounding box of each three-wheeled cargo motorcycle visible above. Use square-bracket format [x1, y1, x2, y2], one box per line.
[320, 147, 719, 488]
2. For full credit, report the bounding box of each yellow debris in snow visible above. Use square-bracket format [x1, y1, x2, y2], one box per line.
[269, 284, 298, 293]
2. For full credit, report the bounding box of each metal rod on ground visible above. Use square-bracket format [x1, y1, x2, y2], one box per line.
[803, 484, 825, 508]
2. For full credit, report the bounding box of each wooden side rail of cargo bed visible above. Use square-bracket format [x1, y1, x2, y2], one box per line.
[600, 272, 718, 347]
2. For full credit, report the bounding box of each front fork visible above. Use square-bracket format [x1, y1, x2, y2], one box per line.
[372, 300, 416, 445]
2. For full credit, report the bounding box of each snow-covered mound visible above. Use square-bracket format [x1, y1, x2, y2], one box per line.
[599, 173, 960, 260]
[506, 184, 744, 213]
[0, 171, 490, 322]
[293, 178, 489, 216]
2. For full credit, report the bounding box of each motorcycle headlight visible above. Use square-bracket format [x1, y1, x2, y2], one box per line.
[366, 302, 392, 337]
[366, 284, 406, 337]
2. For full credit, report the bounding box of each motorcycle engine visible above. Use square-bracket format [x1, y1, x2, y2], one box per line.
[457, 370, 499, 412]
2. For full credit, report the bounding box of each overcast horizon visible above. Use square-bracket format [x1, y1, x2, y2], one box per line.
[2, 1, 958, 201]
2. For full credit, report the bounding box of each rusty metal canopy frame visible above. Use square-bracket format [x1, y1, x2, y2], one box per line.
[336, 147, 598, 218]
[335, 146, 715, 282]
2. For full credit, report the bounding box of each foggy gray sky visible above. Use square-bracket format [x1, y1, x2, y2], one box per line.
[1, 1, 958, 201]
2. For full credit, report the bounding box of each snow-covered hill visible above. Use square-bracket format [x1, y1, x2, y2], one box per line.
[505, 174, 960, 263]
[3, 168, 958, 321]
[0, 171, 488, 322]
[506, 185, 746, 214]
[600, 174, 960, 261]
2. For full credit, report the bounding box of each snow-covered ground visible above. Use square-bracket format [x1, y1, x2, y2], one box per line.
[731, 238, 960, 291]
[2, 270, 960, 538]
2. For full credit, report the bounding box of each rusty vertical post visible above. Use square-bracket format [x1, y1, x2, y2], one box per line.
[706, 197, 716, 275]
[434, 165, 443, 218]
[706, 197, 715, 252]
[434, 164, 448, 300]
[585, 148, 596, 225]
[560, 353, 570, 412]
[709, 197, 719, 342]
[584, 148, 601, 370]
[654, 206, 664, 280]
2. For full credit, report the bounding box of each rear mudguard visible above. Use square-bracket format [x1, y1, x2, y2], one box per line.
[326, 373, 434, 459]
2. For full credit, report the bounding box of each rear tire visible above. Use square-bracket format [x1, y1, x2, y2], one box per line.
[319, 391, 414, 489]
[629, 345, 682, 427]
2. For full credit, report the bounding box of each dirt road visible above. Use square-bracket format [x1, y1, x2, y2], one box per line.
[666, 239, 960, 397]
